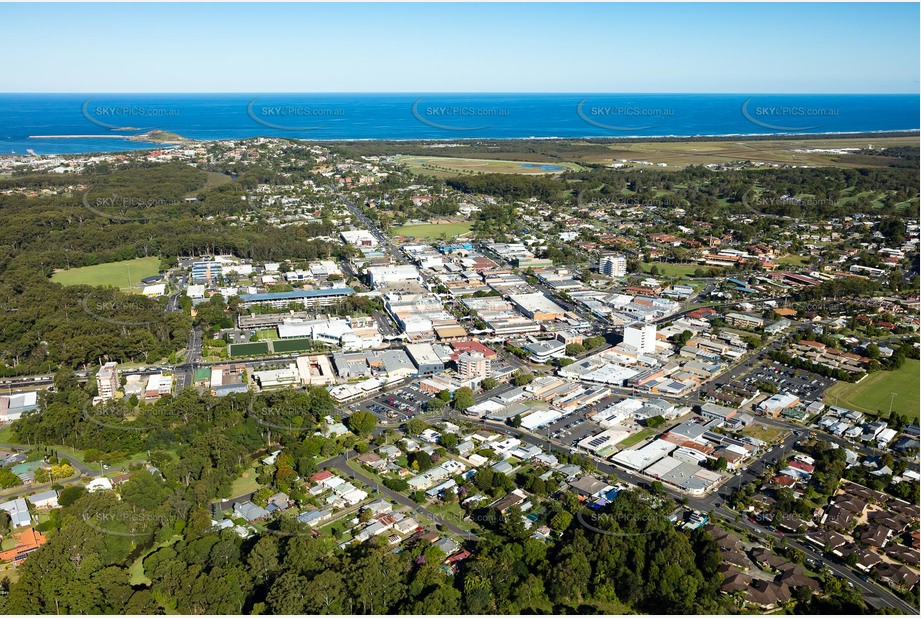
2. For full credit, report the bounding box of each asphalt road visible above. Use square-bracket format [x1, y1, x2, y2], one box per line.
[331, 187, 407, 266]
[322, 452, 479, 541]
[0, 443, 99, 479]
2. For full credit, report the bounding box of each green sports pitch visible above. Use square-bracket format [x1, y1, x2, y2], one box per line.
[51, 257, 161, 290]
[824, 360, 920, 421]
[271, 338, 314, 354]
[392, 222, 473, 239]
[228, 341, 270, 357]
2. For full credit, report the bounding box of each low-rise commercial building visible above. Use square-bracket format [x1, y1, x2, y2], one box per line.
[405, 343, 446, 375]
[723, 312, 766, 330]
[252, 364, 300, 389]
[523, 339, 566, 363]
[509, 293, 567, 321]
[239, 288, 355, 310]
[367, 265, 421, 288]
[295, 355, 337, 386]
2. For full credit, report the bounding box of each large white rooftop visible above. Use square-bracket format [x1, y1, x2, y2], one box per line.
[611, 438, 676, 471]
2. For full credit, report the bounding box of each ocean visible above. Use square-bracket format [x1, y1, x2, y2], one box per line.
[0, 93, 917, 155]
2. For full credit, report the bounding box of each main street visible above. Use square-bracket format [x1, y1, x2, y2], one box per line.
[331, 186, 408, 266]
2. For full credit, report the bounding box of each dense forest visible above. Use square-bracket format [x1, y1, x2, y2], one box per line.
[446, 174, 565, 201]
[441, 162, 919, 221]
[0, 162, 344, 374]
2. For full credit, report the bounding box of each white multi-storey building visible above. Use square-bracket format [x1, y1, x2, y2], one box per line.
[623, 322, 657, 354]
[599, 254, 627, 277]
[96, 362, 119, 400]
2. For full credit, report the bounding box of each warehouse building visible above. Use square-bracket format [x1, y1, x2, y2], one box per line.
[0, 392, 38, 423]
[509, 293, 567, 321]
[332, 350, 416, 380]
[405, 343, 446, 375]
[341, 230, 378, 247]
[611, 438, 676, 471]
[367, 265, 422, 289]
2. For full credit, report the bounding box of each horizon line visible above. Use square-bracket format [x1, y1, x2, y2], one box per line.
[1, 91, 919, 96]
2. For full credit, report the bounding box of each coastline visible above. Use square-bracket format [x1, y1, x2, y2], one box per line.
[309, 128, 921, 143]
[6, 128, 919, 158]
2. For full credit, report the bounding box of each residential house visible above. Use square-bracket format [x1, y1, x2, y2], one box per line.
[26, 490, 58, 509]
[0, 527, 46, 564]
[357, 452, 387, 471]
[489, 489, 530, 514]
[745, 580, 791, 610]
[296, 509, 332, 527]
[267, 493, 290, 512]
[379, 444, 402, 460]
[393, 517, 420, 535]
[234, 501, 270, 522]
[0, 498, 30, 528]
[86, 477, 114, 493]
[875, 562, 920, 591]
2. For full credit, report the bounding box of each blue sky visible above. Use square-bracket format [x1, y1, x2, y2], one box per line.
[2, 2, 918, 93]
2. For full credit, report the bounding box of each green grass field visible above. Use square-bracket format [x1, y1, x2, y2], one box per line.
[641, 262, 701, 278]
[195, 171, 233, 194]
[225, 462, 263, 498]
[774, 254, 811, 267]
[824, 360, 920, 421]
[254, 328, 278, 341]
[228, 341, 270, 357]
[392, 222, 473, 239]
[51, 256, 161, 290]
[739, 424, 787, 444]
[588, 136, 918, 169]
[618, 428, 655, 448]
[272, 338, 315, 353]
[395, 155, 582, 176]
[425, 500, 476, 532]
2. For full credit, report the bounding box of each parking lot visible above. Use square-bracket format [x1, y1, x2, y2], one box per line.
[542, 414, 605, 448]
[743, 361, 836, 401]
[349, 383, 435, 424]
[218, 327, 254, 344]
